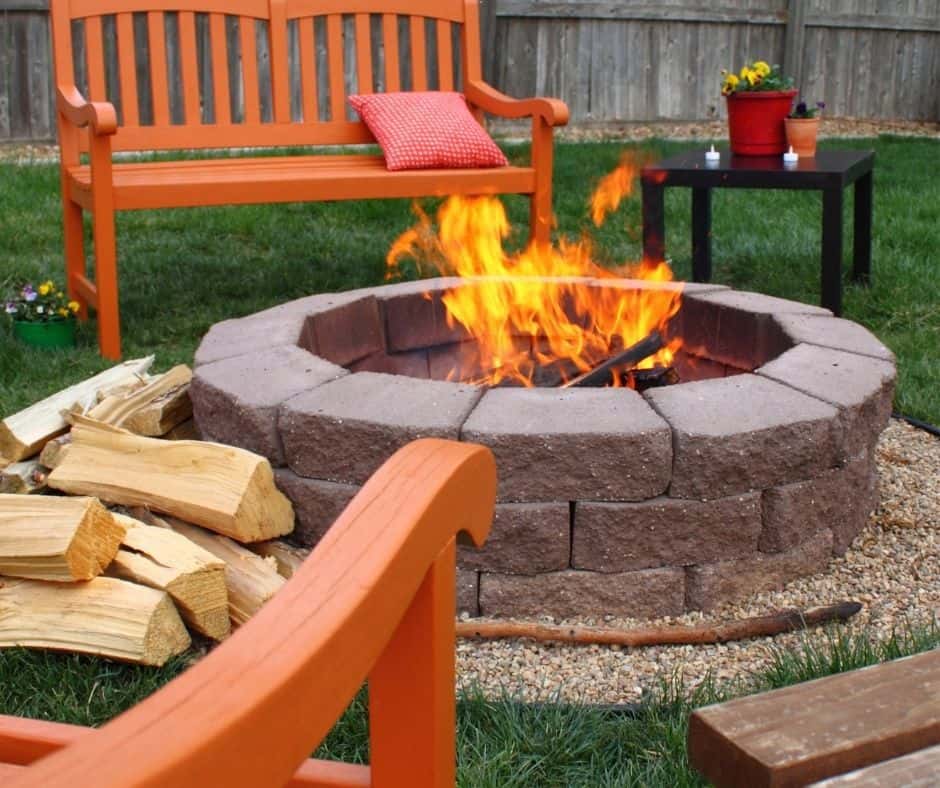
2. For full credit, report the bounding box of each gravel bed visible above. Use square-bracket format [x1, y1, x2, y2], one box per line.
[457, 417, 940, 704]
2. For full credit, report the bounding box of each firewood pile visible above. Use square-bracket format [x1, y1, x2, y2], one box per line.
[0, 358, 306, 666]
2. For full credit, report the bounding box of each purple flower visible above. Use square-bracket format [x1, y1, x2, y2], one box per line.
[22, 285, 37, 302]
[4, 302, 16, 314]
[796, 101, 808, 115]
[817, 101, 826, 110]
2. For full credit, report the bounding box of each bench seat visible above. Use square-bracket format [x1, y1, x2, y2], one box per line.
[66, 156, 537, 211]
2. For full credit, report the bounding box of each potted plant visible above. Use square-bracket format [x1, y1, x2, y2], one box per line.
[5, 280, 80, 349]
[785, 100, 825, 157]
[721, 60, 797, 156]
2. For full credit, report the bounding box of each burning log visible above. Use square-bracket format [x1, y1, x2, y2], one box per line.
[623, 365, 680, 391]
[562, 331, 665, 388]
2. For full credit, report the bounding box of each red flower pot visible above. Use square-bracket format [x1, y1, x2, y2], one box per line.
[726, 90, 798, 156]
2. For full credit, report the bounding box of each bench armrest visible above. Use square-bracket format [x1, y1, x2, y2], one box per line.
[56, 85, 117, 136]
[465, 80, 569, 127]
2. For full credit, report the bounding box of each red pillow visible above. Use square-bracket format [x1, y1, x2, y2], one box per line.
[348, 91, 509, 171]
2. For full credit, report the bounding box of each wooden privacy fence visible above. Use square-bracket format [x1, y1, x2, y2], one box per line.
[2, 0, 939, 142]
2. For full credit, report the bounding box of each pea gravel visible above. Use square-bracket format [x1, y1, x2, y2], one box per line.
[456, 417, 940, 704]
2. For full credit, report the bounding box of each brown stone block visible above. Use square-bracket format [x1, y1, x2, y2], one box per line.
[301, 296, 385, 366]
[461, 387, 672, 503]
[479, 567, 685, 619]
[458, 502, 570, 574]
[573, 493, 761, 572]
[772, 314, 895, 362]
[761, 451, 876, 554]
[280, 372, 483, 484]
[192, 346, 347, 465]
[381, 279, 471, 351]
[273, 469, 359, 546]
[646, 375, 840, 500]
[457, 569, 480, 617]
[685, 530, 833, 611]
[349, 349, 430, 378]
[757, 344, 896, 459]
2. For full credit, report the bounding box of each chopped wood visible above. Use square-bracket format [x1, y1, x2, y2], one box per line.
[0, 576, 190, 666]
[0, 460, 47, 494]
[47, 417, 294, 543]
[562, 331, 665, 388]
[248, 540, 310, 579]
[86, 365, 193, 436]
[108, 514, 230, 641]
[38, 434, 71, 469]
[146, 513, 285, 627]
[0, 356, 153, 463]
[162, 419, 199, 441]
[0, 495, 125, 582]
[456, 601, 863, 647]
[94, 375, 153, 403]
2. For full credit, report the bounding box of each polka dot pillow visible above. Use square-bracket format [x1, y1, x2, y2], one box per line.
[348, 91, 509, 171]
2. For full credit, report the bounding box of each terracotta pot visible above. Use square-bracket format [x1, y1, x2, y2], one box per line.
[785, 117, 820, 157]
[725, 89, 798, 156]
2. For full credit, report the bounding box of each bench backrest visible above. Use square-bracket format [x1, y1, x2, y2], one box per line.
[50, 0, 483, 153]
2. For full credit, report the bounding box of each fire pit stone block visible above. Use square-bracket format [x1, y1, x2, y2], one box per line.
[685, 529, 834, 611]
[646, 374, 840, 500]
[457, 502, 570, 574]
[273, 469, 359, 546]
[192, 346, 347, 465]
[757, 344, 896, 459]
[479, 567, 686, 620]
[460, 387, 672, 503]
[772, 314, 895, 362]
[572, 493, 762, 572]
[279, 371, 483, 484]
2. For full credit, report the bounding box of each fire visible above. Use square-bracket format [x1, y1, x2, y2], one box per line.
[386, 153, 682, 387]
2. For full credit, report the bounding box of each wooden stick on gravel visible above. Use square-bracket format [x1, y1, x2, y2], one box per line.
[456, 602, 863, 647]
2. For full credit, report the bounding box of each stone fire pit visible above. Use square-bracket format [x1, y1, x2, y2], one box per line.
[191, 277, 896, 620]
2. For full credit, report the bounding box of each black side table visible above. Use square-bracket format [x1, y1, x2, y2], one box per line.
[641, 149, 875, 316]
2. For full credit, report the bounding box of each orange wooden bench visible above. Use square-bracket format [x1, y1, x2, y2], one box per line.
[50, 0, 569, 360]
[0, 438, 497, 787]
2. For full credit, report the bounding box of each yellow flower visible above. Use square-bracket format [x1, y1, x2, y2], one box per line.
[57, 307, 69, 317]
[722, 73, 740, 95]
[38, 283, 51, 296]
[753, 61, 771, 77]
[68, 300, 80, 313]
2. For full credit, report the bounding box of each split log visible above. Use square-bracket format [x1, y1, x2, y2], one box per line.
[38, 435, 71, 469]
[86, 365, 193, 436]
[162, 419, 199, 441]
[0, 356, 153, 463]
[456, 602, 863, 647]
[0, 576, 191, 666]
[0, 495, 125, 582]
[108, 514, 230, 640]
[248, 540, 310, 579]
[562, 331, 665, 388]
[0, 460, 47, 494]
[47, 417, 294, 543]
[144, 513, 285, 627]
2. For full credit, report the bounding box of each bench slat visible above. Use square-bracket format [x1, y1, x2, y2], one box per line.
[116, 13, 139, 126]
[84, 16, 107, 101]
[178, 11, 202, 124]
[436, 20, 453, 91]
[810, 743, 940, 786]
[298, 16, 318, 121]
[71, 0, 270, 20]
[382, 13, 400, 91]
[269, 0, 291, 123]
[147, 11, 172, 125]
[354, 13, 372, 94]
[209, 13, 231, 124]
[410, 16, 427, 91]
[239, 16, 262, 124]
[688, 649, 940, 788]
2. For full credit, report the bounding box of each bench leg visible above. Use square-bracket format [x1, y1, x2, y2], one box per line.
[61, 197, 88, 321]
[529, 118, 554, 247]
[91, 206, 121, 360]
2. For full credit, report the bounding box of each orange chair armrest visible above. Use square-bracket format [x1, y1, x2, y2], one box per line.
[56, 85, 117, 135]
[465, 80, 569, 127]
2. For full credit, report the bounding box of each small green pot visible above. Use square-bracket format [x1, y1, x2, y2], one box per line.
[12, 318, 76, 349]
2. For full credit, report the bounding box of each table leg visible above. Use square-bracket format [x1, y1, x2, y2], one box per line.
[853, 171, 872, 284]
[821, 188, 844, 316]
[691, 187, 712, 282]
[642, 178, 665, 263]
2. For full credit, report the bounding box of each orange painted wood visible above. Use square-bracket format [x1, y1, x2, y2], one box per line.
[382, 13, 400, 91]
[410, 15, 427, 90]
[298, 16, 318, 122]
[50, 0, 567, 358]
[2, 439, 496, 788]
[209, 13, 231, 125]
[353, 14, 372, 94]
[116, 13, 139, 127]
[436, 20, 453, 91]
[239, 16, 261, 124]
[147, 12, 171, 126]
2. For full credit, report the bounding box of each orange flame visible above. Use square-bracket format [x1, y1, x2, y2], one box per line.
[387, 153, 681, 387]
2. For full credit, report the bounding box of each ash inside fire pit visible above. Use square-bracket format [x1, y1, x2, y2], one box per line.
[192, 278, 897, 620]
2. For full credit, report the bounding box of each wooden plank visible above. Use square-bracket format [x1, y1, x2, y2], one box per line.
[177, 10, 201, 123]
[409, 14, 426, 90]
[85, 364, 192, 436]
[0, 576, 190, 666]
[0, 0, 49, 10]
[147, 10, 171, 125]
[0, 495, 125, 582]
[47, 417, 295, 543]
[810, 743, 940, 786]
[688, 649, 940, 788]
[297, 15, 317, 120]
[354, 13, 372, 93]
[209, 12, 230, 124]
[381, 12, 400, 90]
[0, 14, 10, 139]
[25, 10, 52, 139]
[116, 12, 139, 126]
[9, 12, 31, 138]
[783, 0, 807, 90]
[495, 1, 787, 25]
[239, 15, 261, 123]
[0, 356, 154, 463]
[325, 13, 344, 121]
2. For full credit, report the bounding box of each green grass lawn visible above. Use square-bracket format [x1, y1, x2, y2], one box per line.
[1, 135, 938, 422]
